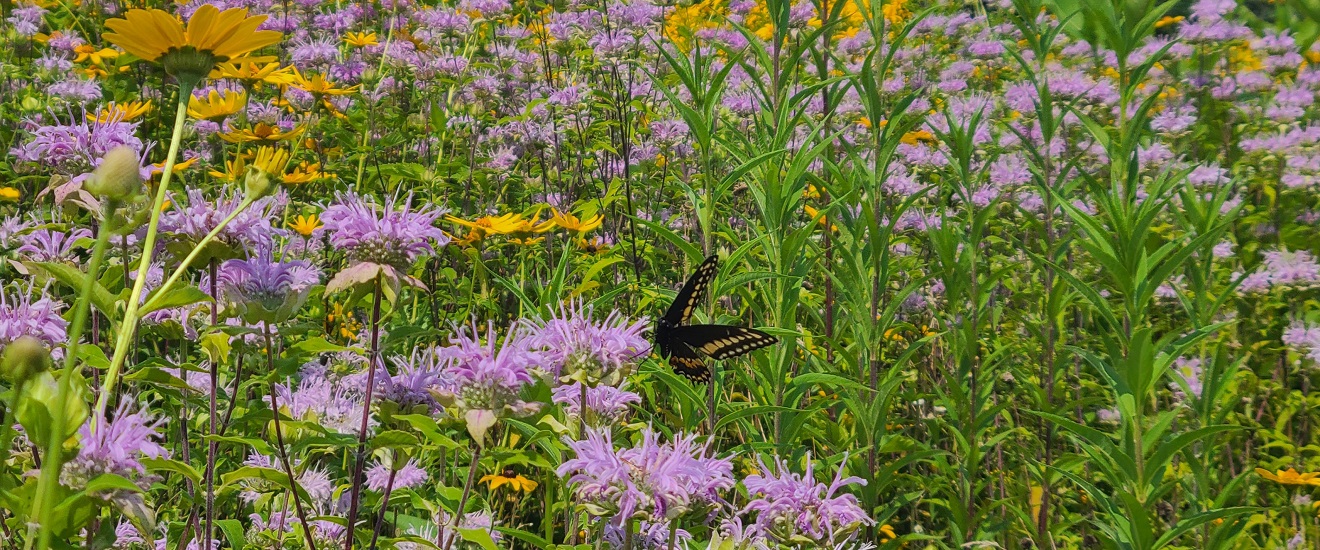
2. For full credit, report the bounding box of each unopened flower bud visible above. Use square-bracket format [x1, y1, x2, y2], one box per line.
[243, 165, 276, 200]
[85, 146, 143, 201]
[1, 336, 51, 384]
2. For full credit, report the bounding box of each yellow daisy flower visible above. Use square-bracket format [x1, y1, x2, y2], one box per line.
[0, 187, 20, 202]
[550, 209, 603, 233]
[577, 236, 611, 254]
[446, 212, 552, 240]
[219, 122, 305, 145]
[900, 129, 936, 145]
[151, 155, 199, 176]
[288, 214, 322, 237]
[187, 89, 246, 121]
[103, 5, 282, 82]
[88, 100, 153, 123]
[250, 146, 291, 176]
[73, 45, 119, 65]
[210, 61, 297, 87]
[480, 469, 538, 493]
[282, 161, 328, 185]
[343, 31, 378, 47]
[291, 69, 359, 96]
[208, 156, 248, 182]
[1256, 468, 1320, 486]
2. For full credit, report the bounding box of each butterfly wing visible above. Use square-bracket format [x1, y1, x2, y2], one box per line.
[662, 254, 720, 326]
[666, 341, 710, 383]
[672, 325, 778, 360]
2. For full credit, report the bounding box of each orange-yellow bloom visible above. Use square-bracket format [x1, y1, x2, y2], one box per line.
[480, 469, 538, 493]
[104, 5, 282, 81]
[1256, 468, 1320, 486]
[88, 101, 153, 123]
[550, 209, 603, 233]
[289, 214, 322, 237]
[343, 32, 378, 47]
[219, 122, 305, 145]
[187, 89, 246, 121]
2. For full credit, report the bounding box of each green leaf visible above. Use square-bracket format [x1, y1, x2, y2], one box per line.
[714, 405, 804, 431]
[85, 474, 142, 495]
[215, 519, 246, 550]
[30, 261, 118, 317]
[456, 527, 500, 550]
[142, 458, 202, 485]
[139, 285, 210, 316]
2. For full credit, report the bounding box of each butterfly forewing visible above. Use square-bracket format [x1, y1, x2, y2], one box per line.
[671, 325, 778, 360]
[663, 254, 719, 326]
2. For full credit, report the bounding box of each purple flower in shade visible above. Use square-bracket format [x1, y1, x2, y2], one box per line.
[167, 187, 285, 251]
[557, 427, 734, 522]
[15, 227, 91, 263]
[376, 351, 444, 411]
[552, 382, 641, 426]
[0, 215, 36, 250]
[7, 3, 46, 36]
[365, 457, 429, 491]
[217, 249, 321, 324]
[112, 521, 144, 549]
[46, 78, 102, 105]
[430, 323, 543, 442]
[602, 521, 692, 549]
[1244, 250, 1320, 292]
[321, 191, 448, 274]
[63, 401, 168, 496]
[276, 370, 374, 436]
[10, 115, 142, 179]
[1170, 357, 1206, 401]
[238, 452, 334, 505]
[1283, 320, 1320, 365]
[460, 0, 509, 17]
[530, 300, 650, 384]
[741, 453, 872, 546]
[0, 286, 67, 359]
[397, 510, 501, 550]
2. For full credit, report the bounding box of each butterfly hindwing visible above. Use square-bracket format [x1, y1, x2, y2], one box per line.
[666, 341, 710, 383]
[671, 325, 778, 361]
[662, 254, 719, 326]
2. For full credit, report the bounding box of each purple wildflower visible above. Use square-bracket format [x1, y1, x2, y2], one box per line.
[63, 401, 168, 496]
[602, 521, 692, 549]
[15, 227, 91, 263]
[557, 427, 734, 522]
[112, 521, 144, 549]
[530, 300, 650, 383]
[396, 510, 500, 550]
[552, 382, 641, 425]
[1170, 357, 1206, 401]
[10, 115, 142, 179]
[158, 188, 284, 255]
[1284, 320, 1320, 364]
[741, 454, 872, 546]
[430, 322, 543, 441]
[217, 249, 321, 324]
[378, 352, 444, 411]
[8, 3, 46, 36]
[365, 458, 429, 491]
[0, 286, 67, 359]
[321, 191, 449, 269]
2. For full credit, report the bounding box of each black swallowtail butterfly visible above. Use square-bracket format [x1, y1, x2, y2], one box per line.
[654, 254, 778, 383]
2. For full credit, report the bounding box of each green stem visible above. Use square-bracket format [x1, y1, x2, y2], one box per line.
[140, 196, 255, 314]
[32, 206, 114, 550]
[95, 80, 195, 420]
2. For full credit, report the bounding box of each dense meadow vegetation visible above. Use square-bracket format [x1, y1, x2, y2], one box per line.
[2, 0, 1320, 547]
